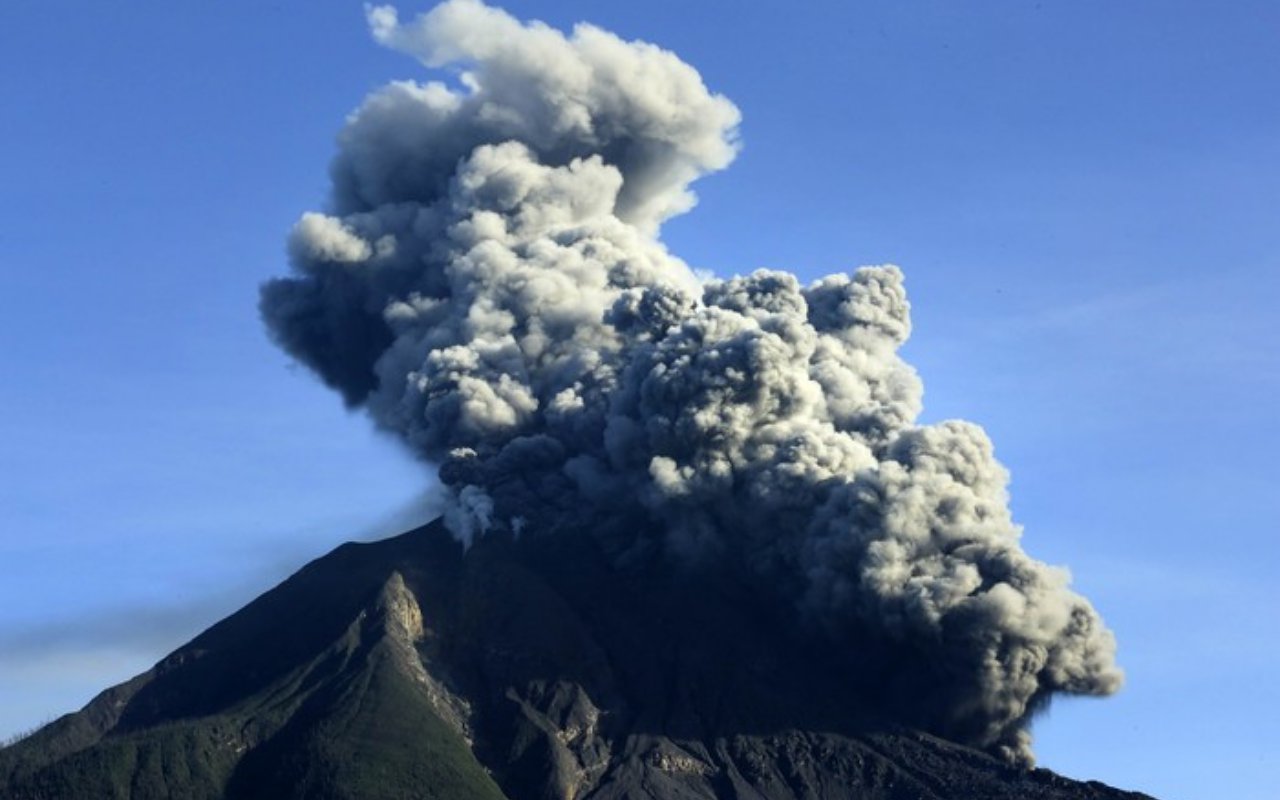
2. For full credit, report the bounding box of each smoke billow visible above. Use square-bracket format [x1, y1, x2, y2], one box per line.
[261, 0, 1120, 765]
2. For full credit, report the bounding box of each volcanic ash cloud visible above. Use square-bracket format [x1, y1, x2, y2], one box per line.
[261, 0, 1121, 765]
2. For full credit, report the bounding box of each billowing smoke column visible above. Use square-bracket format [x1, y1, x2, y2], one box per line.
[261, 0, 1121, 765]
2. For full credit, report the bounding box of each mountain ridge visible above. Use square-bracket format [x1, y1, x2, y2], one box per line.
[0, 520, 1154, 799]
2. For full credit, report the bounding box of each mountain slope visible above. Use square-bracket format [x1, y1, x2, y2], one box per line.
[0, 521, 1153, 799]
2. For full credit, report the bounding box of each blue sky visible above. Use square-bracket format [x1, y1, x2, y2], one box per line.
[1, 2, 1277, 797]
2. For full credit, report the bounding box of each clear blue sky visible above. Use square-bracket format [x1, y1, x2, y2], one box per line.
[1, 2, 1276, 797]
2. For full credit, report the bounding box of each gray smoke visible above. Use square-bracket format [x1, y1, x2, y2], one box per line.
[261, 0, 1120, 765]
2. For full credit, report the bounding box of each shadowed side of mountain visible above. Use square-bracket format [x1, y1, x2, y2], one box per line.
[0, 524, 504, 800]
[0, 520, 1154, 799]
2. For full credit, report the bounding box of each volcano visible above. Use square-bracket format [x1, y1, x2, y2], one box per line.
[0, 520, 1151, 800]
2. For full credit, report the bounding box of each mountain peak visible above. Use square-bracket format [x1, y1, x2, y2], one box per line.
[0, 522, 1153, 799]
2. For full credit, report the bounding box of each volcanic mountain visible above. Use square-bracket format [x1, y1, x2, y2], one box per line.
[0, 520, 1151, 800]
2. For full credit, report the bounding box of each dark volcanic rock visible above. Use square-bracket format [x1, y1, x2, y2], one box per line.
[0, 521, 1154, 799]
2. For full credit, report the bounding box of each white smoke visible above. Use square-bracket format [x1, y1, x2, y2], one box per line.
[261, 0, 1121, 764]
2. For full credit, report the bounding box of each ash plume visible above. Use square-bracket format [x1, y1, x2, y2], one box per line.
[261, 0, 1121, 765]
